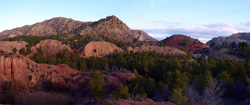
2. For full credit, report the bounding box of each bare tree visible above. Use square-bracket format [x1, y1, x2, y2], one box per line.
[184, 79, 225, 105]
[200, 79, 225, 105]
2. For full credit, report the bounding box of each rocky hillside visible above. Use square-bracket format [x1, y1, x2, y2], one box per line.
[0, 41, 28, 54]
[0, 39, 185, 58]
[0, 53, 78, 87]
[162, 34, 209, 53]
[0, 52, 137, 91]
[0, 17, 86, 36]
[132, 30, 158, 42]
[31, 39, 73, 56]
[125, 44, 186, 55]
[79, 41, 186, 57]
[206, 32, 250, 45]
[0, 16, 157, 42]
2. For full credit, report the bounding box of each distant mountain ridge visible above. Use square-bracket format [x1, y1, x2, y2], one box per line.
[206, 33, 250, 45]
[0, 16, 157, 42]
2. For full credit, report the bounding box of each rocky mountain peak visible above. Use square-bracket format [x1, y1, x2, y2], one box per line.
[0, 15, 157, 42]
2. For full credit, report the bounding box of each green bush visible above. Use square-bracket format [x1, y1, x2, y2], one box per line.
[89, 71, 106, 99]
[170, 88, 187, 105]
[111, 84, 129, 100]
[12, 47, 17, 53]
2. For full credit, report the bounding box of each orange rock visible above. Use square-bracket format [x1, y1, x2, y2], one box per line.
[79, 41, 123, 57]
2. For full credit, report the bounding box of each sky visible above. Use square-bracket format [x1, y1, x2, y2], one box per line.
[1, 0, 250, 43]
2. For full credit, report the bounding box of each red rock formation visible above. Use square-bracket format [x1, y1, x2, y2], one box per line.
[0, 41, 28, 54]
[0, 53, 137, 95]
[79, 41, 123, 57]
[0, 53, 78, 87]
[162, 34, 209, 53]
[31, 39, 72, 56]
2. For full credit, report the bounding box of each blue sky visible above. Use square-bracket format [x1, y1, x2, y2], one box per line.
[1, 0, 250, 43]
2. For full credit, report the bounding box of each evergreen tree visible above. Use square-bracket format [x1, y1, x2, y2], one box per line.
[170, 88, 187, 105]
[12, 47, 17, 53]
[111, 84, 129, 99]
[89, 71, 106, 99]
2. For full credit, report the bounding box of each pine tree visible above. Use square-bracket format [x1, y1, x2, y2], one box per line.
[89, 71, 106, 99]
[12, 47, 17, 53]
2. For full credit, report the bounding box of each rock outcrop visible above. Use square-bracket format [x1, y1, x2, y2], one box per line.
[0, 53, 137, 93]
[206, 32, 250, 46]
[0, 41, 28, 54]
[133, 30, 158, 42]
[0, 53, 78, 87]
[0, 16, 156, 42]
[31, 39, 72, 56]
[162, 34, 209, 53]
[79, 41, 123, 57]
[79, 40, 185, 57]
[126, 44, 186, 55]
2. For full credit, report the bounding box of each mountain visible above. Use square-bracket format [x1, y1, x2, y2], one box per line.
[206, 33, 250, 45]
[132, 30, 158, 42]
[0, 16, 157, 42]
[161, 34, 209, 53]
[0, 17, 86, 36]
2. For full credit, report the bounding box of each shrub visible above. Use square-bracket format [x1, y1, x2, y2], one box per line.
[89, 71, 106, 99]
[12, 47, 17, 53]
[170, 88, 187, 105]
[111, 84, 129, 99]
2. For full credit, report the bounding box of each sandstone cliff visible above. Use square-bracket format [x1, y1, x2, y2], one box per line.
[0, 54, 78, 87]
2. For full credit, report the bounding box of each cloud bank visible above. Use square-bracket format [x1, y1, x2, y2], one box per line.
[135, 21, 250, 43]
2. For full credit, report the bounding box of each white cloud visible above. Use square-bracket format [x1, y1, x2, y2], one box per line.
[204, 23, 235, 29]
[131, 21, 184, 29]
[132, 20, 250, 43]
[198, 38, 211, 43]
[139, 22, 250, 43]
